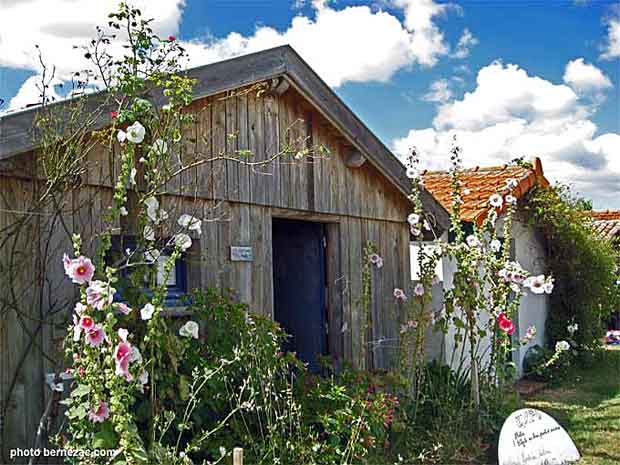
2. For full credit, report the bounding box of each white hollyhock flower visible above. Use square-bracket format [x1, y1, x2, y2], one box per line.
[179, 320, 199, 339]
[407, 213, 420, 225]
[414, 283, 425, 296]
[490, 239, 502, 252]
[178, 214, 202, 234]
[505, 195, 517, 205]
[506, 178, 518, 188]
[119, 207, 128, 216]
[126, 121, 146, 144]
[130, 168, 137, 186]
[118, 328, 129, 342]
[150, 139, 168, 155]
[524, 275, 546, 294]
[117, 130, 127, 143]
[489, 193, 503, 208]
[543, 281, 554, 294]
[174, 233, 192, 251]
[423, 220, 431, 231]
[466, 235, 480, 248]
[406, 166, 419, 179]
[143, 225, 155, 241]
[140, 303, 155, 320]
[555, 340, 570, 352]
[144, 196, 168, 224]
[144, 196, 159, 211]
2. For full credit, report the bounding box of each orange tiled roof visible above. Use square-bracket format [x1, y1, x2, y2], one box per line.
[591, 210, 620, 221]
[422, 158, 549, 225]
[591, 211, 620, 241]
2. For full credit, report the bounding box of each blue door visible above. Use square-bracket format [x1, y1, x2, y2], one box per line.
[272, 218, 327, 372]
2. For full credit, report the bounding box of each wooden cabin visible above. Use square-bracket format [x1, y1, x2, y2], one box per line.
[0, 45, 448, 456]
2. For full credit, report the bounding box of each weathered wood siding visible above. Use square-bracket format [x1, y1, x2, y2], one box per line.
[0, 84, 411, 459]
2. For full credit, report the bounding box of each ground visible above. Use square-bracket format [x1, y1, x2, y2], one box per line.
[523, 348, 620, 465]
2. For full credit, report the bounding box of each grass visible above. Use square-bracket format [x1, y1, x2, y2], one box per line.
[523, 348, 620, 465]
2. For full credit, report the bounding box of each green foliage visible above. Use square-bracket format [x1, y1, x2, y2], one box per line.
[524, 185, 620, 349]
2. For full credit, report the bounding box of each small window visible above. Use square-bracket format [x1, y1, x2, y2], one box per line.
[108, 236, 188, 306]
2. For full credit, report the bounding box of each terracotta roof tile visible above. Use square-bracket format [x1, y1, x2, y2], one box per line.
[592, 219, 620, 240]
[422, 157, 549, 225]
[591, 210, 620, 221]
[591, 211, 620, 241]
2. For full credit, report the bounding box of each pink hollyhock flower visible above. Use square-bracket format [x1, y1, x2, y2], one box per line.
[114, 341, 134, 381]
[393, 288, 407, 302]
[168, 35, 176, 41]
[86, 280, 115, 310]
[78, 315, 95, 331]
[497, 313, 515, 335]
[85, 325, 106, 347]
[116, 303, 132, 315]
[88, 401, 110, 423]
[63, 255, 95, 284]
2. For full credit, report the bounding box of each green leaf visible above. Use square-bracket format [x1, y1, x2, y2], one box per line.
[70, 384, 91, 398]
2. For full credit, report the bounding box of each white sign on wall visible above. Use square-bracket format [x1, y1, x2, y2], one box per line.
[498, 408, 580, 465]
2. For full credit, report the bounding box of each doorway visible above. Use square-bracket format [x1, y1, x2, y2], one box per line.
[272, 218, 327, 372]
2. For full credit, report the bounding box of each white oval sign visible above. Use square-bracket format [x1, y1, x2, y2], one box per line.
[498, 408, 580, 465]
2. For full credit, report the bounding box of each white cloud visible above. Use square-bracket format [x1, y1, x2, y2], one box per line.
[563, 58, 612, 96]
[433, 61, 579, 131]
[451, 28, 478, 59]
[600, 11, 620, 60]
[393, 61, 620, 207]
[182, 0, 458, 87]
[0, 0, 185, 79]
[7, 74, 63, 110]
[422, 79, 453, 103]
[2, 0, 464, 109]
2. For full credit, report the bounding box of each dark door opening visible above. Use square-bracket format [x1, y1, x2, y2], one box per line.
[272, 218, 327, 373]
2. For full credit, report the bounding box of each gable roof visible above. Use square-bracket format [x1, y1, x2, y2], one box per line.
[0, 45, 449, 229]
[422, 157, 550, 225]
[591, 210, 620, 241]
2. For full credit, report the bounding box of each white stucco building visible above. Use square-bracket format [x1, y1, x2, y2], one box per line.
[415, 158, 551, 378]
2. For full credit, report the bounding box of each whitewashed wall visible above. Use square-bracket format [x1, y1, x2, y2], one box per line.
[415, 211, 549, 379]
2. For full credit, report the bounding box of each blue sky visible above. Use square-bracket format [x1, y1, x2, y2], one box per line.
[1, 0, 618, 207]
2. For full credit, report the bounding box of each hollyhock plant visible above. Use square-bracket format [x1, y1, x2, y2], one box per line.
[140, 303, 155, 320]
[78, 315, 95, 332]
[489, 193, 503, 208]
[369, 253, 383, 268]
[114, 341, 134, 381]
[414, 283, 425, 296]
[523, 275, 546, 294]
[85, 325, 106, 347]
[497, 313, 515, 335]
[179, 320, 199, 339]
[174, 233, 192, 251]
[116, 302, 132, 315]
[86, 280, 115, 310]
[393, 288, 407, 302]
[178, 214, 202, 234]
[88, 401, 110, 423]
[63, 254, 95, 284]
[125, 121, 145, 144]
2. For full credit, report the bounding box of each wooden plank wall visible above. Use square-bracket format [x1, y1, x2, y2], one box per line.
[0, 83, 413, 458]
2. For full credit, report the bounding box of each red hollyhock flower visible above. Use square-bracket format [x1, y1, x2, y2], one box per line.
[168, 35, 176, 41]
[497, 313, 515, 335]
[110, 111, 118, 119]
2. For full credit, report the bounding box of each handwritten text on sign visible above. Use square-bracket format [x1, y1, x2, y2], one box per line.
[498, 408, 580, 465]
